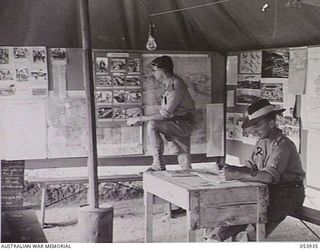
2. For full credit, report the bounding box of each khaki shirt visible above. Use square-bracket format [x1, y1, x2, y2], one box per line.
[251, 128, 305, 184]
[159, 76, 195, 118]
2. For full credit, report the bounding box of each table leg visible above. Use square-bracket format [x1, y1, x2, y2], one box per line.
[186, 210, 196, 242]
[144, 191, 154, 242]
[256, 223, 265, 241]
[40, 184, 47, 228]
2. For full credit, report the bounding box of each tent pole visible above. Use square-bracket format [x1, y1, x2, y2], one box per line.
[78, 0, 99, 209]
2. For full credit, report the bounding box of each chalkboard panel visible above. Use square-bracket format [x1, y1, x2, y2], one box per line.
[1, 160, 25, 208]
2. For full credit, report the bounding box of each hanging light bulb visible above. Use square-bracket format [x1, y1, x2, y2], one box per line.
[146, 17, 157, 51]
[261, 3, 270, 12]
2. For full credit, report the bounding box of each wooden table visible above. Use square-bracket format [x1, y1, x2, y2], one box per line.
[143, 171, 268, 242]
[2, 209, 47, 243]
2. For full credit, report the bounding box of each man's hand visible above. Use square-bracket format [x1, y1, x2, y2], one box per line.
[224, 165, 250, 181]
[127, 117, 140, 126]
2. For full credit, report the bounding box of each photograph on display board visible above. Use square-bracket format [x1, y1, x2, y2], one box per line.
[0, 69, 14, 81]
[96, 90, 112, 104]
[242, 126, 259, 145]
[30, 69, 47, 81]
[127, 58, 140, 73]
[96, 75, 112, 87]
[110, 58, 126, 72]
[236, 88, 260, 105]
[0, 48, 9, 64]
[96, 57, 108, 74]
[32, 49, 46, 63]
[237, 75, 261, 89]
[126, 75, 140, 88]
[13, 47, 28, 59]
[239, 51, 262, 74]
[112, 73, 125, 87]
[126, 106, 142, 118]
[113, 89, 126, 104]
[126, 90, 142, 104]
[15, 68, 29, 82]
[97, 107, 113, 120]
[279, 125, 299, 138]
[113, 107, 126, 119]
[50, 48, 67, 60]
[226, 113, 244, 141]
[261, 82, 283, 103]
[0, 84, 16, 96]
[262, 50, 289, 78]
[277, 113, 299, 127]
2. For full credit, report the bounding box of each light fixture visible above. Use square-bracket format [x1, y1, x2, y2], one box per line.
[146, 17, 157, 51]
[261, 3, 270, 12]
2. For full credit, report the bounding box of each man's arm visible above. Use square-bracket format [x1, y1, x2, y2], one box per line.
[224, 165, 273, 184]
[127, 113, 165, 126]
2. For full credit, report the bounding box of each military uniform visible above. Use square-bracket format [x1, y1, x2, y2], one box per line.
[148, 75, 195, 170]
[214, 128, 305, 241]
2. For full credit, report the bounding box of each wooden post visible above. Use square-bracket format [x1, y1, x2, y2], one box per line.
[186, 210, 196, 242]
[40, 184, 47, 228]
[144, 191, 154, 242]
[78, 0, 99, 209]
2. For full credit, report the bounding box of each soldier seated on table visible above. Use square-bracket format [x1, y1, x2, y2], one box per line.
[127, 55, 196, 171]
[205, 99, 305, 242]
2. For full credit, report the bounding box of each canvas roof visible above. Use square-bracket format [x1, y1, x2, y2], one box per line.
[1, 0, 320, 53]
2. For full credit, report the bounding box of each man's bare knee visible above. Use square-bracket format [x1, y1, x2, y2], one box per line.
[147, 120, 157, 132]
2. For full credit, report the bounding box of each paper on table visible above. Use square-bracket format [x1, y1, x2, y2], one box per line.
[195, 172, 240, 184]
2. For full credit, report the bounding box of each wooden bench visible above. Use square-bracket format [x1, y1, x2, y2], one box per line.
[29, 174, 142, 228]
[290, 206, 320, 226]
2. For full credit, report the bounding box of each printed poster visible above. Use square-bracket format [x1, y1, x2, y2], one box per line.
[236, 88, 260, 105]
[226, 55, 238, 85]
[288, 47, 307, 95]
[239, 51, 262, 74]
[226, 113, 244, 141]
[262, 50, 289, 78]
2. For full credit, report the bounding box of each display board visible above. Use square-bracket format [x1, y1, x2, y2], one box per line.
[0, 46, 48, 97]
[0, 98, 47, 160]
[142, 54, 212, 154]
[93, 52, 143, 124]
[226, 48, 302, 164]
[0, 49, 214, 160]
[92, 51, 144, 156]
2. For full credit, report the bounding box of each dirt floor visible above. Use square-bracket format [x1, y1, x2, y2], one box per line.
[37, 197, 320, 243]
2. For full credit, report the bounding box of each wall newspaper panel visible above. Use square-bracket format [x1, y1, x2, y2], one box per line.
[227, 48, 300, 150]
[92, 51, 143, 156]
[94, 52, 143, 125]
[0, 46, 48, 98]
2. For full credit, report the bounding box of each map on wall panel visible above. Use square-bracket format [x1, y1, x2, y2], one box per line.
[142, 54, 212, 154]
[47, 97, 89, 158]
